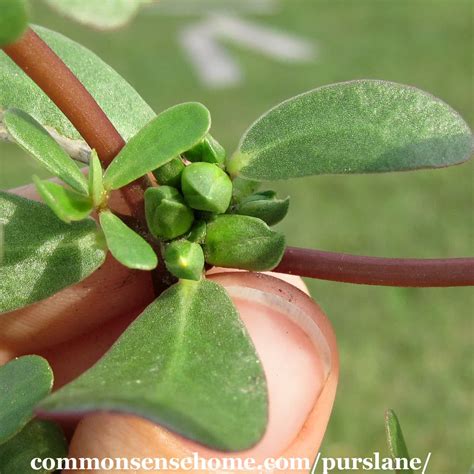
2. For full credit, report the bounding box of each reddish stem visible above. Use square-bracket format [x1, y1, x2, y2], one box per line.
[275, 247, 474, 287]
[3, 28, 148, 223]
[3, 28, 473, 288]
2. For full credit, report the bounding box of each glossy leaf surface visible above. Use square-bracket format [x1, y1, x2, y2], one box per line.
[0, 25, 155, 148]
[39, 279, 268, 451]
[0, 191, 107, 313]
[0, 0, 28, 46]
[33, 177, 93, 223]
[229, 80, 473, 180]
[4, 109, 89, 194]
[103, 103, 211, 190]
[385, 409, 413, 474]
[43, 0, 149, 30]
[0, 356, 53, 443]
[99, 210, 157, 270]
[0, 420, 67, 473]
[205, 215, 285, 270]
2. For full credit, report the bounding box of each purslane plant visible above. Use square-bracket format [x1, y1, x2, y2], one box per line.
[0, 1, 473, 464]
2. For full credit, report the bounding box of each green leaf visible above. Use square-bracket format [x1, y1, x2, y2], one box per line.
[0, 191, 107, 313]
[88, 150, 105, 207]
[236, 191, 290, 226]
[228, 80, 473, 180]
[0, 356, 53, 443]
[204, 214, 285, 271]
[385, 409, 413, 474]
[99, 210, 157, 270]
[4, 109, 89, 194]
[38, 279, 268, 451]
[0, 0, 28, 47]
[33, 177, 93, 223]
[103, 103, 211, 190]
[0, 25, 155, 152]
[0, 420, 67, 474]
[44, 0, 149, 30]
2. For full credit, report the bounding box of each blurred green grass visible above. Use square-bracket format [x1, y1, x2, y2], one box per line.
[1, 1, 472, 472]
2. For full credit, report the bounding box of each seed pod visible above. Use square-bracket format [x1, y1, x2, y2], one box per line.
[181, 162, 232, 214]
[204, 214, 285, 271]
[144, 186, 194, 240]
[183, 135, 226, 166]
[164, 240, 204, 281]
[152, 157, 185, 188]
[236, 191, 290, 226]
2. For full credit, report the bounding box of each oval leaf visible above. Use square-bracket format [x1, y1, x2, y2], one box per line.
[0, 191, 107, 313]
[43, 0, 148, 30]
[4, 109, 89, 193]
[103, 102, 211, 190]
[228, 80, 473, 180]
[0, 356, 53, 443]
[0, 25, 155, 151]
[204, 214, 285, 271]
[38, 279, 268, 451]
[33, 177, 93, 223]
[0, 0, 28, 47]
[99, 210, 157, 270]
[0, 420, 67, 474]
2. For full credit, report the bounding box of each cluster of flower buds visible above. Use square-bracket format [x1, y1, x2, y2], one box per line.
[145, 135, 289, 281]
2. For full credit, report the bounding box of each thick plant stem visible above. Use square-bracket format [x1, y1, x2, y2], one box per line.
[275, 247, 474, 287]
[3, 29, 473, 288]
[3, 28, 149, 223]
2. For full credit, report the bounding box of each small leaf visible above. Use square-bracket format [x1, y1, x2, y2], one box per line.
[99, 210, 157, 270]
[0, 356, 53, 443]
[236, 191, 290, 226]
[228, 80, 473, 180]
[38, 279, 268, 451]
[385, 409, 413, 474]
[44, 0, 149, 30]
[88, 150, 105, 207]
[0, 191, 107, 313]
[0, 420, 67, 474]
[0, 0, 28, 47]
[4, 109, 89, 194]
[204, 214, 285, 271]
[33, 177, 93, 223]
[103, 103, 211, 190]
[1, 25, 155, 150]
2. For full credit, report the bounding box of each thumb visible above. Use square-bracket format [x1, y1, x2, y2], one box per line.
[68, 272, 339, 473]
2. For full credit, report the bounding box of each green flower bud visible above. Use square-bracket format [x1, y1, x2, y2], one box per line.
[181, 162, 232, 214]
[186, 220, 207, 244]
[164, 240, 204, 281]
[152, 157, 185, 187]
[145, 186, 194, 240]
[204, 214, 285, 271]
[183, 134, 226, 166]
[236, 191, 290, 226]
